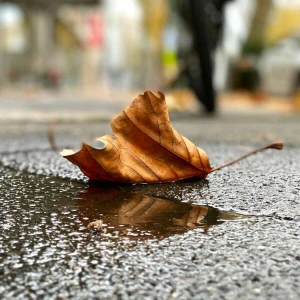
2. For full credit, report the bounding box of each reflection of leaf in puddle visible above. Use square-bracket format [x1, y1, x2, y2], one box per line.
[77, 185, 253, 240]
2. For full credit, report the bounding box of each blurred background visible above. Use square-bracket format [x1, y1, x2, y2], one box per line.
[1, 0, 300, 117]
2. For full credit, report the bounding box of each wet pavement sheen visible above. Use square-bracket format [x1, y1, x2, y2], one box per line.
[0, 167, 254, 299]
[1, 128, 300, 299]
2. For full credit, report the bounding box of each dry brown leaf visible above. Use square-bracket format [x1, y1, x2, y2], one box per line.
[61, 91, 283, 183]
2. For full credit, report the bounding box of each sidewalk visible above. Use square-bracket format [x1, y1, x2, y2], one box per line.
[1, 88, 300, 123]
[1, 88, 300, 148]
[0, 88, 134, 123]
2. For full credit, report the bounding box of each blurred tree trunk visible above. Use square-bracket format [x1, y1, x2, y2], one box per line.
[28, 8, 56, 75]
[139, 0, 168, 90]
[244, 0, 274, 53]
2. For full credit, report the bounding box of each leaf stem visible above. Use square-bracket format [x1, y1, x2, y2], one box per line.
[210, 142, 284, 173]
[47, 121, 59, 153]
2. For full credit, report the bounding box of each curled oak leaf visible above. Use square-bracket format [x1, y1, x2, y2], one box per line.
[61, 91, 283, 183]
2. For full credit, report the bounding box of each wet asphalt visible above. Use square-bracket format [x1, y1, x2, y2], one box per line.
[0, 112, 300, 300]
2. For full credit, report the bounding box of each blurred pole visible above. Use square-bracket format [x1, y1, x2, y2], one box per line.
[189, 0, 215, 113]
[0, 19, 5, 86]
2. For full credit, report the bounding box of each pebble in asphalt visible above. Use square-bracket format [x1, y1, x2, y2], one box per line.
[0, 120, 300, 300]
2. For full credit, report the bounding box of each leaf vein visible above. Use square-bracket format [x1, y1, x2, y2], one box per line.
[83, 144, 109, 174]
[148, 93, 162, 144]
[108, 140, 146, 182]
[123, 111, 201, 172]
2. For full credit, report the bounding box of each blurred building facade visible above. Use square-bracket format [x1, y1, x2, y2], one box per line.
[0, 0, 168, 93]
[0, 0, 299, 99]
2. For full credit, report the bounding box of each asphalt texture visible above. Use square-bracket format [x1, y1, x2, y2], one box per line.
[0, 110, 300, 300]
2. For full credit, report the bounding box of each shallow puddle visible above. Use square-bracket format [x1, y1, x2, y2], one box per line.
[0, 167, 256, 298]
[0, 167, 252, 243]
[80, 185, 252, 239]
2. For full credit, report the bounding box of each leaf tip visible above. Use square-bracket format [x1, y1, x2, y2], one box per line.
[142, 90, 165, 101]
[60, 149, 75, 157]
